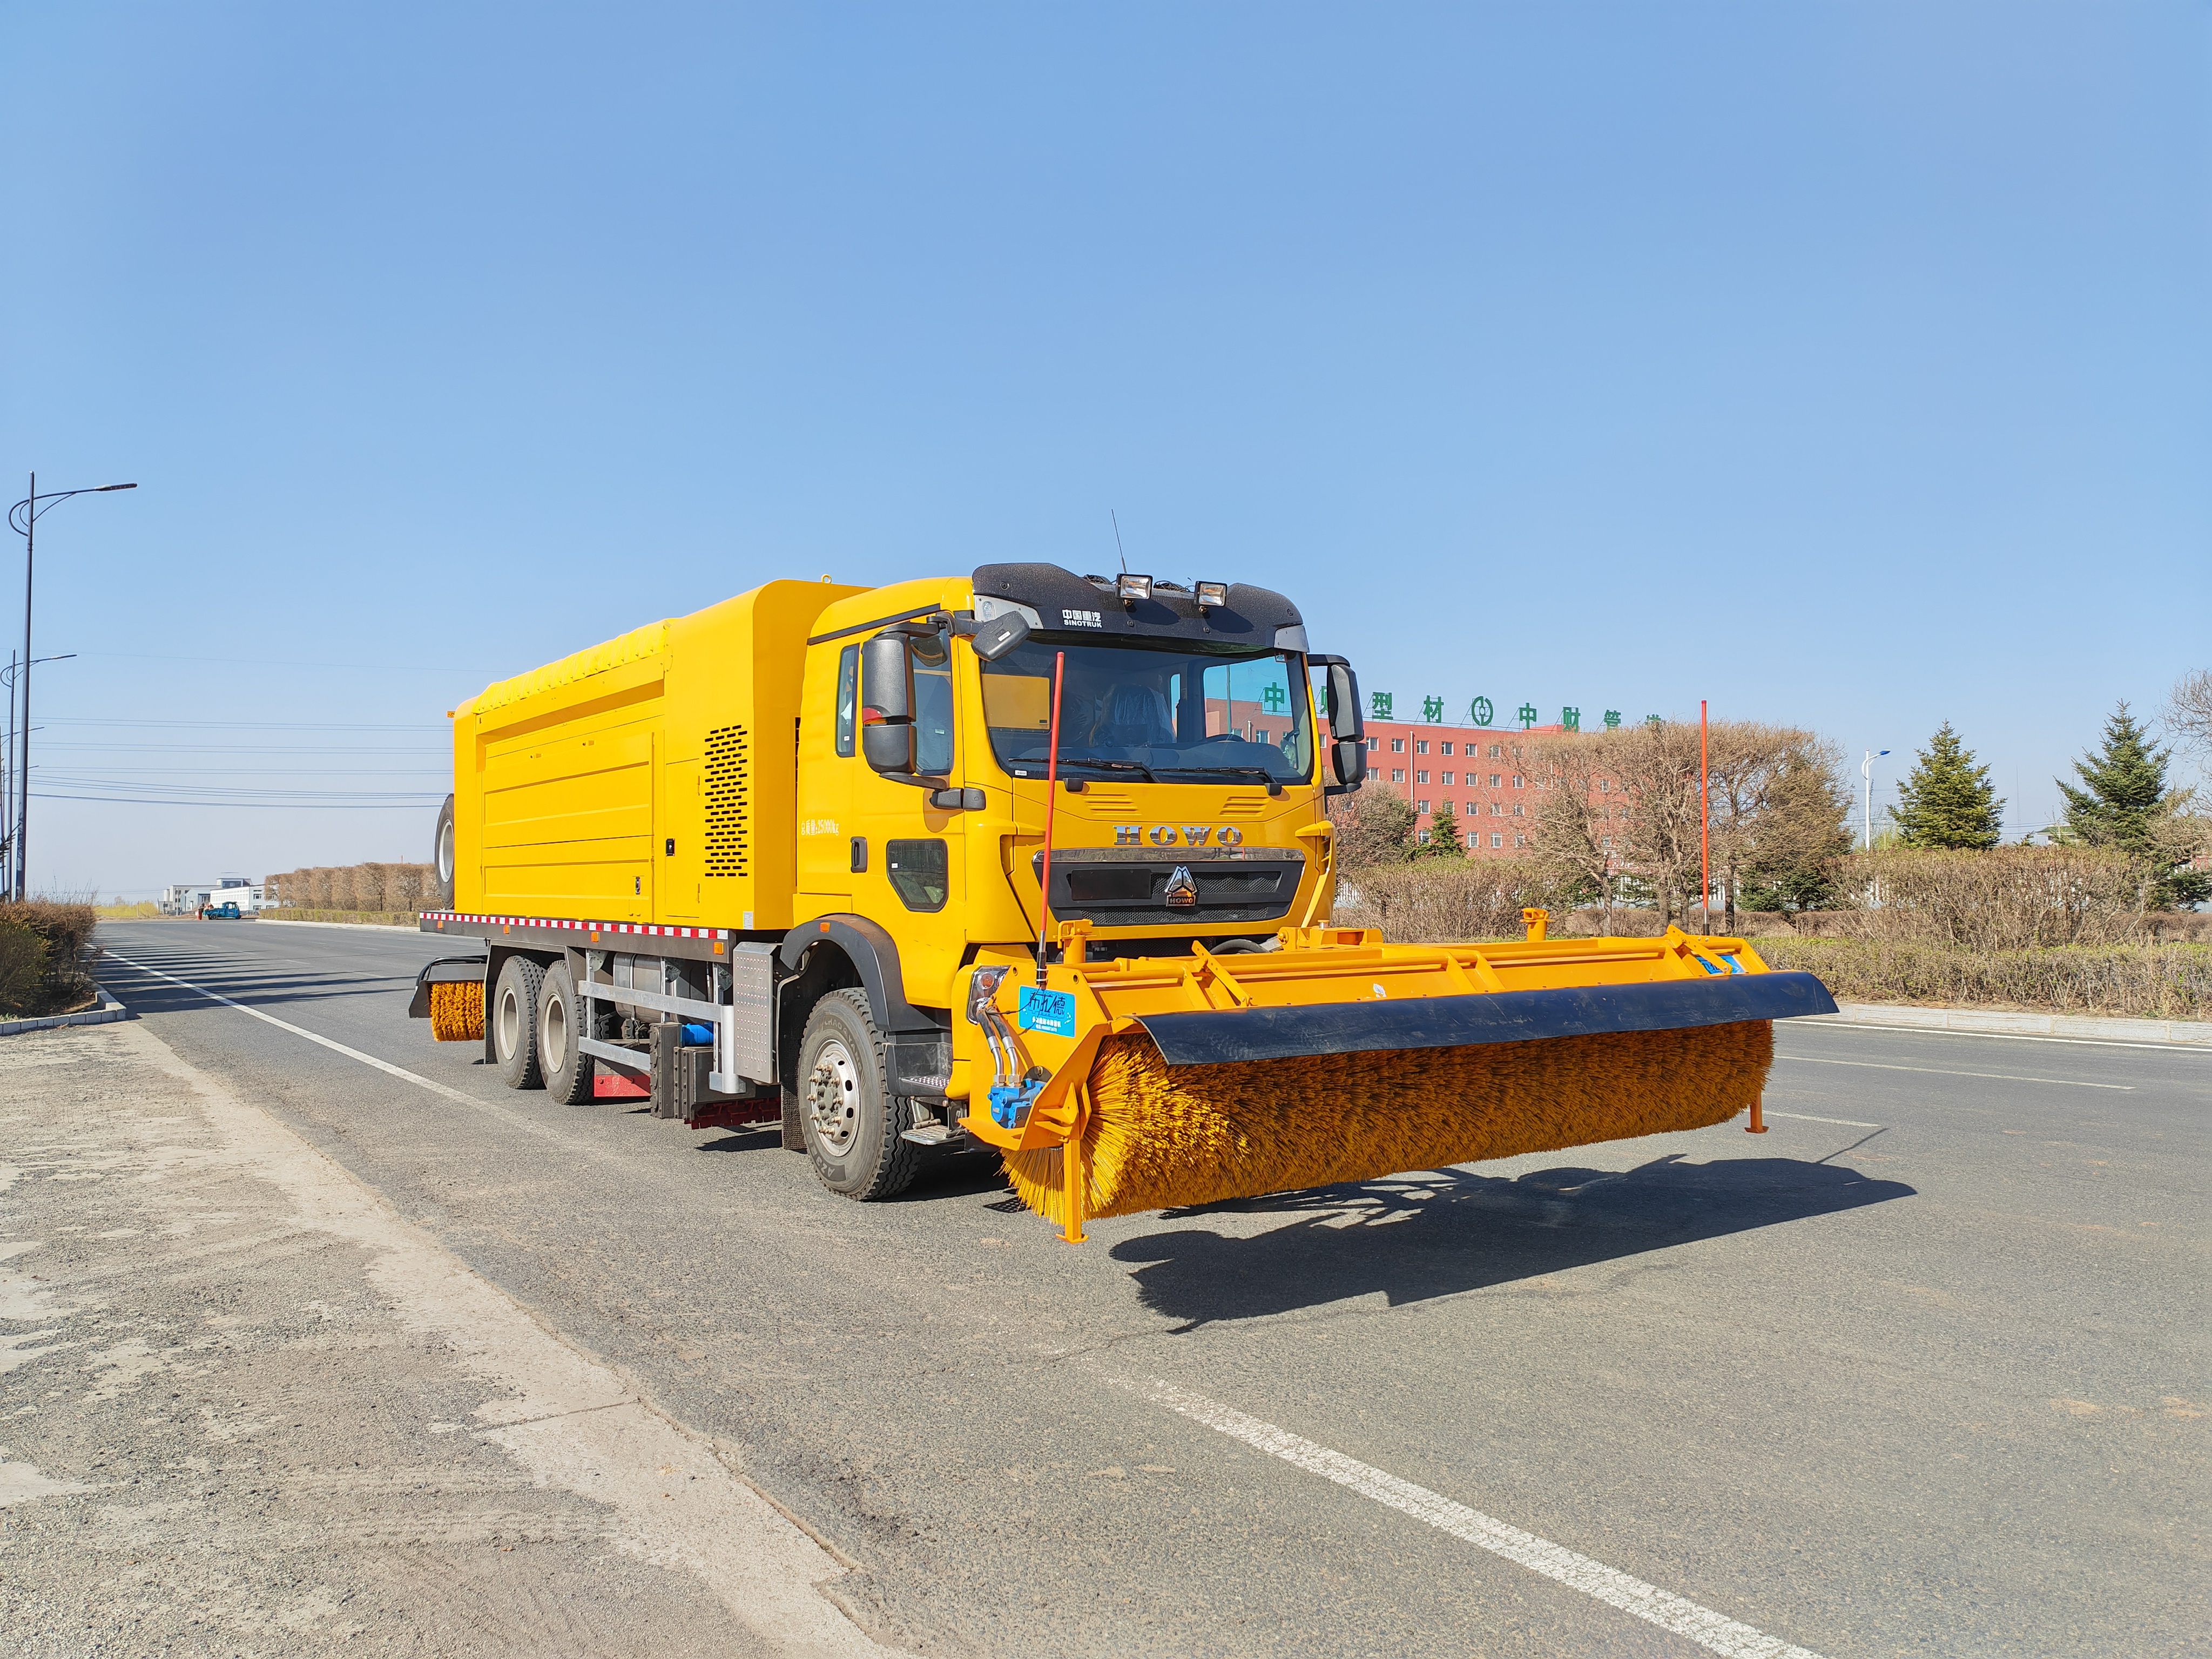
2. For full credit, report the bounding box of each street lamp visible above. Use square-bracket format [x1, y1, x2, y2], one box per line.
[8, 474, 136, 899]
[1862, 748, 1891, 852]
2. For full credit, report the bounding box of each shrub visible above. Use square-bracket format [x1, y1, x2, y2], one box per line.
[0, 900, 98, 1016]
[1825, 846, 2154, 949]
[1759, 936, 2210, 1021]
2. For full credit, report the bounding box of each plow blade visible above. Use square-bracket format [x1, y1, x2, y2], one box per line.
[955, 924, 1838, 1239]
[1134, 972, 1837, 1067]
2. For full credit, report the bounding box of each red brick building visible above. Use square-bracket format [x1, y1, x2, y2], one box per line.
[1359, 719, 1569, 856]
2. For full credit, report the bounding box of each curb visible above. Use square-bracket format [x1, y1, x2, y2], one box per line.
[0, 992, 133, 1038]
[1812, 1001, 2210, 1049]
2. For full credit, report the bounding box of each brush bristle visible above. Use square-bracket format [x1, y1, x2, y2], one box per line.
[429, 981, 484, 1043]
[1002, 1020, 1773, 1226]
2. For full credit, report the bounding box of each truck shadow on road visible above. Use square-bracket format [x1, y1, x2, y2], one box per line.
[1110, 1154, 1914, 1329]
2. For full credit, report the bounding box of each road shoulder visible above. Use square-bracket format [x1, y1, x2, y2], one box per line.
[0, 1018, 892, 1658]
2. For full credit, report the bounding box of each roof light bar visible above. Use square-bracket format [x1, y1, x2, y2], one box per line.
[1116, 573, 1152, 603]
[1195, 581, 1228, 609]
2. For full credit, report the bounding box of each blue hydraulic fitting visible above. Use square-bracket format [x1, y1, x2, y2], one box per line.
[988, 1068, 1052, 1129]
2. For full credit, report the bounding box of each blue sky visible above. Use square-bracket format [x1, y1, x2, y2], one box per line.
[5, 2, 2207, 896]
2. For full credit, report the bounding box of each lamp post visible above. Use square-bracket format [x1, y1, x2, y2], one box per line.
[9, 474, 137, 899]
[1862, 748, 1891, 852]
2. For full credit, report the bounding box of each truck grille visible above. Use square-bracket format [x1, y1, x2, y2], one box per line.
[1030, 848, 1304, 928]
[704, 725, 749, 877]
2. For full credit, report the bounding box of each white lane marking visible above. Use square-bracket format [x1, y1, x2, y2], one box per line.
[101, 952, 632, 1166]
[1762, 1110, 1883, 1128]
[1775, 1054, 2132, 1090]
[1806, 1020, 2204, 1054]
[1125, 1376, 1826, 1659]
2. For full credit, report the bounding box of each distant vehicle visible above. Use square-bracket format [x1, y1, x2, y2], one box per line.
[202, 902, 243, 920]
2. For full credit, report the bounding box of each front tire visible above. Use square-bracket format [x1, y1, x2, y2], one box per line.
[797, 989, 920, 1201]
[493, 956, 546, 1090]
[538, 960, 593, 1104]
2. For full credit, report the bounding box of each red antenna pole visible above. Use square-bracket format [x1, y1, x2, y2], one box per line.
[1036, 650, 1067, 984]
[1700, 698, 1710, 934]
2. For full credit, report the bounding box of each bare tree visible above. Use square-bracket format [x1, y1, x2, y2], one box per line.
[1524, 730, 1629, 921]
[2166, 669, 2212, 770]
[1705, 724, 1852, 929]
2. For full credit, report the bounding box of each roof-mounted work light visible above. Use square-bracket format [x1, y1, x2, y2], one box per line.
[1195, 581, 1228, 609]
[1116, 573, 1152, 603]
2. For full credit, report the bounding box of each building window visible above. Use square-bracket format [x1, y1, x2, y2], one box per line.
[1486, 802, 1499, 815]
[1602, 836, 1613, 849]
[1415, 770, 1429, 785]
[1512, 774, 1524, 787]
[1391, 738, 1405, 753]
[1440, 741, 1454, 756]
[1417, 827, 1432, 845]
[1489, 833, 1503, 848]
[1392, 768, 1405, 784]
[1512, 804, 1524, 817]
[1415, 740, 1429, 755]
[1598, 778, 1611, 792]
[1514, 834, 1527, 848]
[1488, 744, 1503, 759]
[1488, 774, 1500, 787]
[1416, 800, 1430, 814]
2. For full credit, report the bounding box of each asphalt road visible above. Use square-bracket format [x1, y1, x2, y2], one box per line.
[52, 920, 2212, 1655]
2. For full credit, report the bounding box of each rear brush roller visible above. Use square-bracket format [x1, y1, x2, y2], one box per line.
[1002, 1019, 1773, 1228]
[429, 980, 484, 1043]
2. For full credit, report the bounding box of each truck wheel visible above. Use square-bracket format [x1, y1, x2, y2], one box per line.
[538, 960, 594, 1104]
[432, 794, 456, 910]
[797, 988, 920, 1201]
[493, 956, 547, 1090]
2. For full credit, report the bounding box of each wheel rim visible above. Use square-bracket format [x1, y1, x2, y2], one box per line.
[806, 1038, 862, 1155]
[497, 986, 521, 1059]
[437, 819, 455, 885]
[542, 992, 568, 1070]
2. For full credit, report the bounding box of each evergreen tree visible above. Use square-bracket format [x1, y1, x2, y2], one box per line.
[1891, 723, 2003, 850]
[2057, 702, 2209, 909]
[1418, 801, 1466, 860]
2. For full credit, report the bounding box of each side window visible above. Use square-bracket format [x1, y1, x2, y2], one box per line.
[886, 840, 948, 912]
[835, 645, 859, 757]
[913, 633, 955, 776]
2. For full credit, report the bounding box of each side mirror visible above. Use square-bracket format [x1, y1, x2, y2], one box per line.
[1325, 662, 1364, 741]
[1331, 736, 1368, 792]
[970, 610, 1030, 663]
[861, 633, 918, 774]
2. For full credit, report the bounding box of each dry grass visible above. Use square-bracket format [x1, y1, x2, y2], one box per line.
[0, 900, 99, 1017]
[93, 900, 164, 920]
[1824, 846, 2159, 948]
[266, 864, 439, 912]
[1759, 935, 2210, 1021]
[1331, 862, 1542, 941]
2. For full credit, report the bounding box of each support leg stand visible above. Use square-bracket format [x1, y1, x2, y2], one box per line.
[1746, 1097, 1768, 1134]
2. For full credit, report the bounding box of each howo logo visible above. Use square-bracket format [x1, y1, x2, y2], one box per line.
[1114, 825, 1245, 847]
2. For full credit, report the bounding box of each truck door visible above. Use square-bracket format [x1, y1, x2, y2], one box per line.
[854, 625, 965, 1008]
[795, 642, 859, 905]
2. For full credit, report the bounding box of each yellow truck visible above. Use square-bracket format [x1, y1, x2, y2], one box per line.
[412, 563, 1835, 1239]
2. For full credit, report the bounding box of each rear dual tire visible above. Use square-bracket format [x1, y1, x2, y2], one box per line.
[491, 956, 594, 1101]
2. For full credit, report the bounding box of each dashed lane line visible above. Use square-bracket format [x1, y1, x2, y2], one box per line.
[1123, 1375, 1826, 1659]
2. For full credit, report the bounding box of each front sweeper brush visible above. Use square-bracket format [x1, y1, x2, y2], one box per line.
[955, 914, 1836, 1240]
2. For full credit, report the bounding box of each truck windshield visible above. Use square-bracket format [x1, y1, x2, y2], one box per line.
[979, 636, 1311, 783]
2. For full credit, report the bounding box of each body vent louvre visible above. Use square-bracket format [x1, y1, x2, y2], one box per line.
[704, 725, 750, 877]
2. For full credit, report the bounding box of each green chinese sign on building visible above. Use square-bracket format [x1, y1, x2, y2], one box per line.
[1517, 702, 1537, 729]
[1471, 696, 1493, 725]
[1371, 691, 1393, 719]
